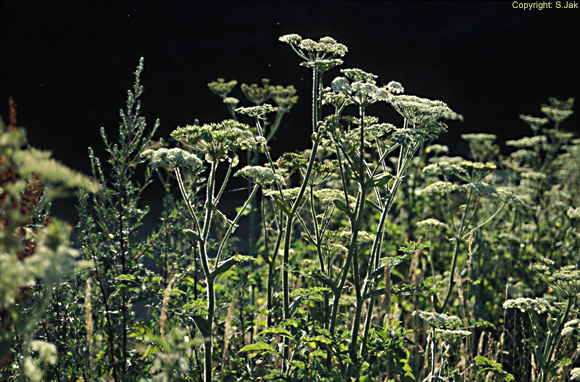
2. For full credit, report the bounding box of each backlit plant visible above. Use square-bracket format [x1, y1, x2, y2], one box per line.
[0, 34, 578, 382]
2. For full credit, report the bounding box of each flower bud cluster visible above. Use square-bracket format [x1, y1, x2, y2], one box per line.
[208, 78, 238, 99]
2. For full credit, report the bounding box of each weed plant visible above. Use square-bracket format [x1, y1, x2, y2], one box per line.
[0, 34, 578, 381]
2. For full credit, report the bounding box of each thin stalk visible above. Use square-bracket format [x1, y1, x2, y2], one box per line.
[215, 186, 260, 265]
[281, 67, 322, 365]
[434, 188, 473, 312]
[310, 185, 325, 273]
[266, 110, 286, 143]
[202, 161, 218, 241]
[266, 209, 284, 327]
[177, 162, 218, 382]
[359, 201, 390, 356]
[431, 329, 437, 381]
[225, 104, 238, 121]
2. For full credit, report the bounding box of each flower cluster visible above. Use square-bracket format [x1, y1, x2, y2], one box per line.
[519, 114, 549, 132]
[345, 123, 396, 148]
[533, 256, 580, 299]
[423, 160, 496, 182]
[388, 94, 463, 134]
[506, 135, 547, 149]
[461, 133, 500, 162]
[270, 85, 299, 112]
[170, 120, 255, 163]
[208, 78, 238, 99]
[279, 34, 348, 72]
[425, 144, 449, 156]
[567, 206, 580, 219]
[541, 97, 574, 125]
[235, 104, 276, 119]
[141, 147, 203, 170]
[418, 181, 457, 196]
[412, 310, 462, 328]
[235, 166, 285, 187]
[329, 70, 390, 108]
[416, 218, 449, 233]
[435, 329, 471, 343]
[503, 297, 552, 314]
[241, 79, 271, 105]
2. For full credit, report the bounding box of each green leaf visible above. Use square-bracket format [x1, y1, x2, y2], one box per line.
[365, 198, 383, 212]
[211, 259, 236, 278]
[364, 173, 394, 189]
[310, 270, 339, 294]
[474, 356, 514, 381]
[291, 360, 306, 371]
[398, 241, 428, 255]
[369, 265, 386, 280]
[116, 274, 136, 281]
[333, 198, 353, 218]
[238, 342, 276, 353]
[272, 194, 293, 216]
[304, 335, 332, 345]
[212, 255, 256, 278]
[259, 327, 294, 339]
[183, 229, 203, 243]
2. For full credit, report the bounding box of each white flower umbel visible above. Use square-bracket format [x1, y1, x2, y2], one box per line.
[413, 310, 462, 329]
[142, 147, 203, 170]
[235, 166, 286, 187]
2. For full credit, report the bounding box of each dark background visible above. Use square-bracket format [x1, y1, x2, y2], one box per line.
[1, 0, 579, 173]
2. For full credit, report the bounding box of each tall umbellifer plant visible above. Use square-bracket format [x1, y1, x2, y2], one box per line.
[255, 34, 463, 379]
[75, 58, 160, 381]
[144, 113, 284, 382]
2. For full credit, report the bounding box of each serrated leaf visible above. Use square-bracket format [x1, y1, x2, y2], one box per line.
[259, 327, 294, 338]
[474, 356, 514, 381]
[304, 335, 332, 345]
[238, 342, 275, 353]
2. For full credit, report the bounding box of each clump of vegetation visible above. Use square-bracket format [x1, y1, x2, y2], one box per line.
[0, 34, 578, 382]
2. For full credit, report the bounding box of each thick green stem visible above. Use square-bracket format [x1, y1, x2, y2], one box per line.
[345, 107, 367, 377]
[203, 315, 213, 382]
[176, 163, 218, 382]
